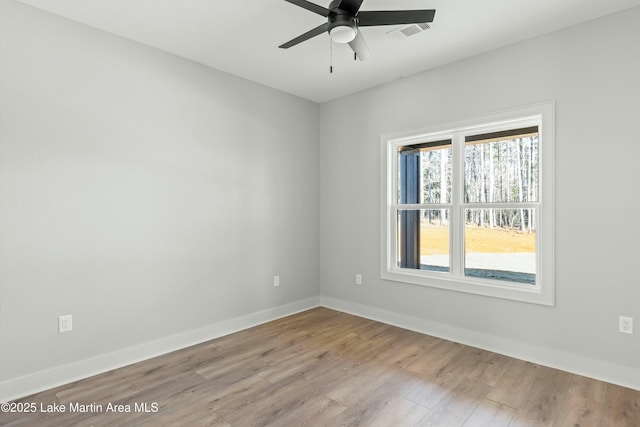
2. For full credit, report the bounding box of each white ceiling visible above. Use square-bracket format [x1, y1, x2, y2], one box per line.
[14, 0, 640, 103]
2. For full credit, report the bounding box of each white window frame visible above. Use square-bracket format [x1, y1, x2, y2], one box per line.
[380, 102, 555, 306]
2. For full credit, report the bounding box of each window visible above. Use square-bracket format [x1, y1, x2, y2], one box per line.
[381, 103, 554, 305]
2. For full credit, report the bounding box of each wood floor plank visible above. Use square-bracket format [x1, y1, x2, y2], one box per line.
[466, 352, 511, 386]
[553, 394, 606, 427]
[271, 395, 347, 426]
[136, 407, 230, 427]
[4, 307, 640, 427]
[324, 373, 422, 426]
[366, 398, 432, 427]
[510, 366, 572, 425]
[568, 373, 609, 403]
[416, 379, 491, 426]
[406, 338, 465, 377]
[602, 383, 640, 427]
[325, 363, 408, 407]
[55, 377, 141, 406]
[462, 399, 516, 427]
[219, 361, 346, 426]
[405, 370, 466, 410]
[485, 358, 541, 408]
[376, 335, 435, 370]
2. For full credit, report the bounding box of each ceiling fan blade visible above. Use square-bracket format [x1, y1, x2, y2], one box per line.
[357, 10, 436, 26]
[279, 23, 329, 49]
[348, 31, 371, 61]
[336, 0, 364, 15]
[283, 0, 330, 17]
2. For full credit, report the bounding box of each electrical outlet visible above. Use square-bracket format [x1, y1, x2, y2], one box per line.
[355, 274, 362, 285]
[619, 316, 633, 334]
[273, 275, 280, 287]
[59, 315, 72, 333]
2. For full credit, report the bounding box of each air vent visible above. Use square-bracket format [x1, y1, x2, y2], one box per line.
[386, 23, 431, 40]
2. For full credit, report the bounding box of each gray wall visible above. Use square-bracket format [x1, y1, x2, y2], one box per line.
[319, 7, 640, 380]
[0, 1, 319, 382]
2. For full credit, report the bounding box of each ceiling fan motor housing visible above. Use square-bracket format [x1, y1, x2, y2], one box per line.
[329, 13, 358, 30]
[328, 4, 358, 42]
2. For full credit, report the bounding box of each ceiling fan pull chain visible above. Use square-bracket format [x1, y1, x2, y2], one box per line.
[330, 39, 333, 74]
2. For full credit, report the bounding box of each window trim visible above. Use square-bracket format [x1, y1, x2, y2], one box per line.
[380, 102, 555, 306]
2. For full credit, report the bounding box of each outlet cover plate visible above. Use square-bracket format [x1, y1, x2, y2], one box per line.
[619, 316, 633, 334]
[59, 315, 73, 333]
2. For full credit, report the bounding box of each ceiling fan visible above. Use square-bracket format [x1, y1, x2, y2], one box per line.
[279, 0, 436, 61]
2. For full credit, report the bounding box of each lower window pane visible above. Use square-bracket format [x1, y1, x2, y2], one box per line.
[397, 209, 449, 272]
[464, 208, 536, 285]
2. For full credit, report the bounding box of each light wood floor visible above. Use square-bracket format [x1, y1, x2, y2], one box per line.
[3, 307, 639, 426]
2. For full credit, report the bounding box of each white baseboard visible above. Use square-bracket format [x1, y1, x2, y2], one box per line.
[320, 296, 640, 391]
[0, 297, 321, 403]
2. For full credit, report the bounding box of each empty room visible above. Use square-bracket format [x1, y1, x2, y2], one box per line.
[1, 0, 639, 425]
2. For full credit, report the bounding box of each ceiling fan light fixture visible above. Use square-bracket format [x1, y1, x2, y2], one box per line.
[329, 25, 357, 43]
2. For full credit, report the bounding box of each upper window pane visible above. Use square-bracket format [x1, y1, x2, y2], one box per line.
[397, 141, 452, 204]
[464, 128, 539, 203]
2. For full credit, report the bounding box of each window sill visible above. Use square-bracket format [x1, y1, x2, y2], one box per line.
[381, 268, 554, 306]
